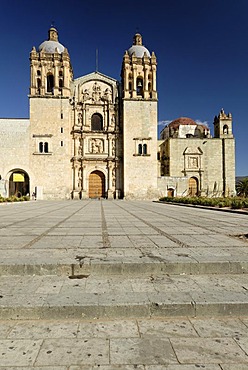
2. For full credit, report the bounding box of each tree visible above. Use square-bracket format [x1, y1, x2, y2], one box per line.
[236, 178, 248, 197]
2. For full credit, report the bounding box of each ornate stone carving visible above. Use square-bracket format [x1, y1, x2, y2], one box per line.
[90, 138, 104, 154]
[112, 139, 116, 156]
[92, 82, 102, 102]
[110, 115, 115, 128]
[188, 156, 198, 169]
[102, 87, 112, 102]
[112, 168, 116, 187]
[78, 138, 83, 156]
[82, 88, 90, 102]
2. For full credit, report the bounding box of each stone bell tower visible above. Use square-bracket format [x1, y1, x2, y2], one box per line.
[213, 109, 235, 197]
[28, 27, 73, 199]
[29, 27, 72, 97]
[121, 33, 158, 199]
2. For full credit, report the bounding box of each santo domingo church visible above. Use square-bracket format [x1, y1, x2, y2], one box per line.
[0, 27, 235, 200]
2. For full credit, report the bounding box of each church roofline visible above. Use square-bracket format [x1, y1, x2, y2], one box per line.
[74, 71, 118, 84]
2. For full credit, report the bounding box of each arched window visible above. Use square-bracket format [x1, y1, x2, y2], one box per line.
[143, 144, 147, 155]
[223, 125, 229, 134]
[138, 144, 142, 155]
[37, 78, 41, 94]
[136, 77, 143, 97]
[47, 74, 54, 93]
[148, 82, 152, 98]
[91, 113, 103, 131]
[39, 142, 43, 153]
[37, 70, 41, 76]
[44, 142, 49, 153]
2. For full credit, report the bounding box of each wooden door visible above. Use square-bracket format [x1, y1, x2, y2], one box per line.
[189, 177, 198, 196]
[89, 171, 105, 198]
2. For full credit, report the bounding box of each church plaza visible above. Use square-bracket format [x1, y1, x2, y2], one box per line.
[0, 199, 248, 368]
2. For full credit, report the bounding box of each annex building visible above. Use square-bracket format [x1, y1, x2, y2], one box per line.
[0, 28, 235, 200]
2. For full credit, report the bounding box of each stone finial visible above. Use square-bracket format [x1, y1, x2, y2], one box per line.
[133, 33, 142, 46]
[48, 27, 58, 42]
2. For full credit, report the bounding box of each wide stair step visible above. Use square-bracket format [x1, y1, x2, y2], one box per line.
[1, 270, 248, 320]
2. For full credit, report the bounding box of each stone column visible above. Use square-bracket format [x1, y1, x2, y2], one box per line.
[107, 162, 114, 199]
[81, 165, 87, 199]
[152, 65, 156, 92]
[108, 134, 112, 157]
[72, 162, 80, 199]
[132, 66, 137, 98]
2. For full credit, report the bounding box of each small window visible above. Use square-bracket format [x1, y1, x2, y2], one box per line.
[143, 144, 147, 155]
[37, 70, 41, 76]
[61, 113, 63, 119]
[138, 144, 142, 155]
[39, 142, 43, 153]
[61, 127, 64, 133]
[44, 142, 49, 153]
[61, 141, 64, 147]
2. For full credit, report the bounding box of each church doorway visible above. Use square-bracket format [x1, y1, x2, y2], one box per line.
[189, 177, 199, 197]
[89, 171, 105, 198]
[9, 170, 30, 197]
[167, 188, 174, 197]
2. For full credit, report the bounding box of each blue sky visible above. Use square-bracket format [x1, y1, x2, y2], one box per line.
[0, 0, 247, 175]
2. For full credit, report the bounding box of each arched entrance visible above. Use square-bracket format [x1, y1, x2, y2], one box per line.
[89, 171, 105, 198]
[9, 170, 30, 197]
[189, 177, 199, 197]
[167, 188, 174, 197]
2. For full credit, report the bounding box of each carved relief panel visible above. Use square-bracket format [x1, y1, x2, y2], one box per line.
[89, 138, 104, 154]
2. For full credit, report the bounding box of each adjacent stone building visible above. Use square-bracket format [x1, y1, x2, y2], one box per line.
[0, 27, 236, 199]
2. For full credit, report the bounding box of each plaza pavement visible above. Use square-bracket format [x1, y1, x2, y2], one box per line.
[0, 199, 248, 369]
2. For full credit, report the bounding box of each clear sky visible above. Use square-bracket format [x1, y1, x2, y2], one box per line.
[0, 0, 247, 175]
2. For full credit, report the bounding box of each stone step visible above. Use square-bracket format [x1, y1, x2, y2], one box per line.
[0, 259, 248, 276]
[1, 273, 248, 320]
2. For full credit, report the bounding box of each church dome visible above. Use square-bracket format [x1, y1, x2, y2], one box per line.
[169, 117, 197, 129]
[127, 33, 151, 58]
[38, 27, 65, 54]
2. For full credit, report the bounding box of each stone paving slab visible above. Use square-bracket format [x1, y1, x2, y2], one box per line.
[0, 317, 248, 368]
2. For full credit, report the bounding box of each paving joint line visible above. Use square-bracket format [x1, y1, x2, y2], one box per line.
[22, 201, 91, 249]
[114, 202, 191, 248]
[101, 200, 111, 248]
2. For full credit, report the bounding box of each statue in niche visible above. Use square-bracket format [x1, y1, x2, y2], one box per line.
[112, 139, 116, 156]
[110, 115, 115, 128]
[77, 111, 82, 125]
[92, 82, 101, 102]
[78, 139, 83, 156]
[78, 168, 82, 188]
[82, 88, 90, 102]
[91, 139, 103, 154]
[112, 168, 116, 188]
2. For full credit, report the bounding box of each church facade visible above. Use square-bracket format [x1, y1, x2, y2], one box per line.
[0, 28, 236, 199]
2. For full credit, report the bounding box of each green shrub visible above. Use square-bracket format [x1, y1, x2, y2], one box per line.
[159, 196, 248, 210]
